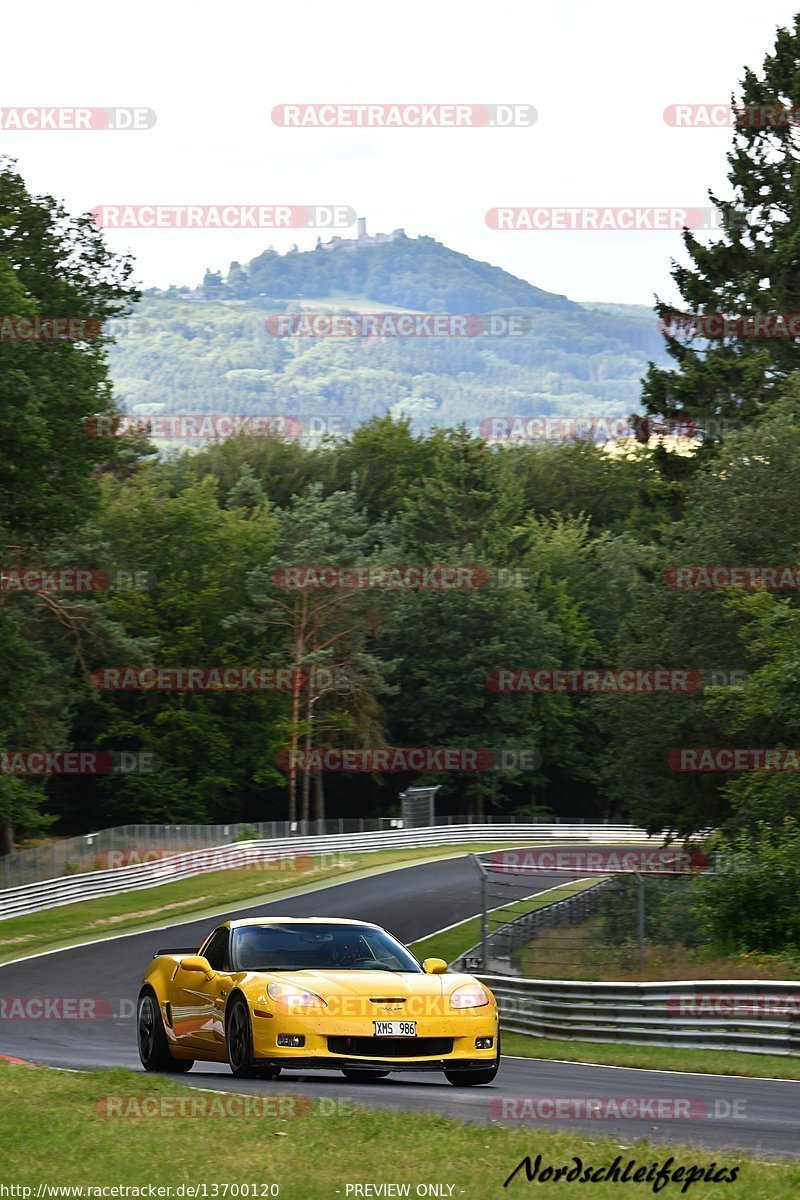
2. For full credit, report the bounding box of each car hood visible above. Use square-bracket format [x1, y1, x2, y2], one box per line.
[247, 969, 475, 997]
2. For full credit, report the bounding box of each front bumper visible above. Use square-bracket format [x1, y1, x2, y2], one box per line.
[252, 1011, 498, 1065]
[250, 1055, 496, 1073]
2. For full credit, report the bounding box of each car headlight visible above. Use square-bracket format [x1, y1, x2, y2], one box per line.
[267, 981, 327, 1009]
[449, 983, 489, 1009]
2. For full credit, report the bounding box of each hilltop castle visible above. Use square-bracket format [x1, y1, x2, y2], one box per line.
[318, 217, 407, 252]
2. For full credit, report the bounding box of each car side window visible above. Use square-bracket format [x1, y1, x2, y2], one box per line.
[202, 927, 230, 972]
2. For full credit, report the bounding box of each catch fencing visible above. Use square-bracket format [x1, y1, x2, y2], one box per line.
[463, 849, 713, 979]
[0, 816, 641, 889]
[0, 822, 656, 920]
[2, 819, 408, 889]
[453, 877, 614, 972]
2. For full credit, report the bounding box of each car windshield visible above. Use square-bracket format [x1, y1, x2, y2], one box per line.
[231, 923, 423, 973]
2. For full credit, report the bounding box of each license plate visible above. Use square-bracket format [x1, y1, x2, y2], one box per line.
[373, 1020, 417, 1037]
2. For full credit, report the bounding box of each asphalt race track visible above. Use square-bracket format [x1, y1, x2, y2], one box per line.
[2, 851, 799, 1159]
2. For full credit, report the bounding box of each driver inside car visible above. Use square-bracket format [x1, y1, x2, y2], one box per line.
[334, 934, 368, 966]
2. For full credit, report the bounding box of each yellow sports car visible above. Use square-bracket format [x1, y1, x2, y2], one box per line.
[137, 916, 500, 1086]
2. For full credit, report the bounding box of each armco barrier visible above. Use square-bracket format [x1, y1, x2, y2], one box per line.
[0, 823, 656, 920]
[0, 816, 649, 888]
[480, 975, 800, 1055]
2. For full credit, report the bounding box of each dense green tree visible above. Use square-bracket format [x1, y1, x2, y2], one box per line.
[376, 584, 568, 818]
[231, 484, 395, 822]
[226, 462, 267, 516]
[597, 387, 800, 834]
[0, 159, 137, 851]
[643, 15, 800, 435]
[501, 440, 679, 538]
[159, 432, 318, 510]
[399, 426, 522, 558]
[49, 473, 281, 828]
[692, 821, 800, 953]
[325, 415, 436, 523]
[708, 588, 800, 832]
[0, 160, 137, 542]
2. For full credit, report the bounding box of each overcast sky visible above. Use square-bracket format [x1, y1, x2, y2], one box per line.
[4, 0, 799, 306]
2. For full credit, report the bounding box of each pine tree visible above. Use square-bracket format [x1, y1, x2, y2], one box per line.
[226, 463, 267, 516]
[642, 15, 800, 434]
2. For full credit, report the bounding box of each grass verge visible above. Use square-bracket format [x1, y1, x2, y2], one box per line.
[1, 1059, 797, 1198]
[503, 1033, 800, 1081]
[0, 842, 539, 965]
[410, 878, 602, 965]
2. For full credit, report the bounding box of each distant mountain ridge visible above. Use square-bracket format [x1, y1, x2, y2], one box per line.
[113, 232, 669, 438]
[190, 229, 578, 314]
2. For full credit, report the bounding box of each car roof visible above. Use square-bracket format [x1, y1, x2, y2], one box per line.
[224, 917, 380, 930]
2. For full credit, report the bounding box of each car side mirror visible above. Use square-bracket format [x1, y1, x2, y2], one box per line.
[423, 958, 448, 975]
[178, 955, 216, 980]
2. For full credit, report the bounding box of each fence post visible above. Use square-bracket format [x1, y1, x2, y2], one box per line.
[636, 873, 645, 975]
[470, 854, 489, 970]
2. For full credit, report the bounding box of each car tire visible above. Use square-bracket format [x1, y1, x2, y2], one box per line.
[137, 988, 194, 1073]
[226, 995, 263, 1078]
[444, 1036, 500, 1087]
[341, 1069, 391, 1082]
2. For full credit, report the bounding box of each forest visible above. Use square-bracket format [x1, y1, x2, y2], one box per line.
[3, 16, 800, 960]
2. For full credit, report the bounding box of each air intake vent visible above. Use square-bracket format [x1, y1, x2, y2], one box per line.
[328, 1036, 453, 1058]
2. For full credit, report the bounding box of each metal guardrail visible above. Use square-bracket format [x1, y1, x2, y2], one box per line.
[1, 822, 262, 889]
[454, 878, 614, 972]
[0, 823, 656, 920]
[0, 816, 506, 889]
[0, 815, 629, 888]
[480, 975, 800, 1055]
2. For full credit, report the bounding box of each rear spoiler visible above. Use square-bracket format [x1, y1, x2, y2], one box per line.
[153, 947, 196, 958]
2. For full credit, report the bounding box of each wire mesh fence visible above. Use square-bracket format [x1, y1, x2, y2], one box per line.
[399, 786, 440, 828]
[0, 813, 567, 889]
[462, 853, 706, 979]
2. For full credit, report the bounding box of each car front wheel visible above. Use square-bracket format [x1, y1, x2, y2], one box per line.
[226, 996, 264, 1078]
[444, 1037, 500, 1087]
